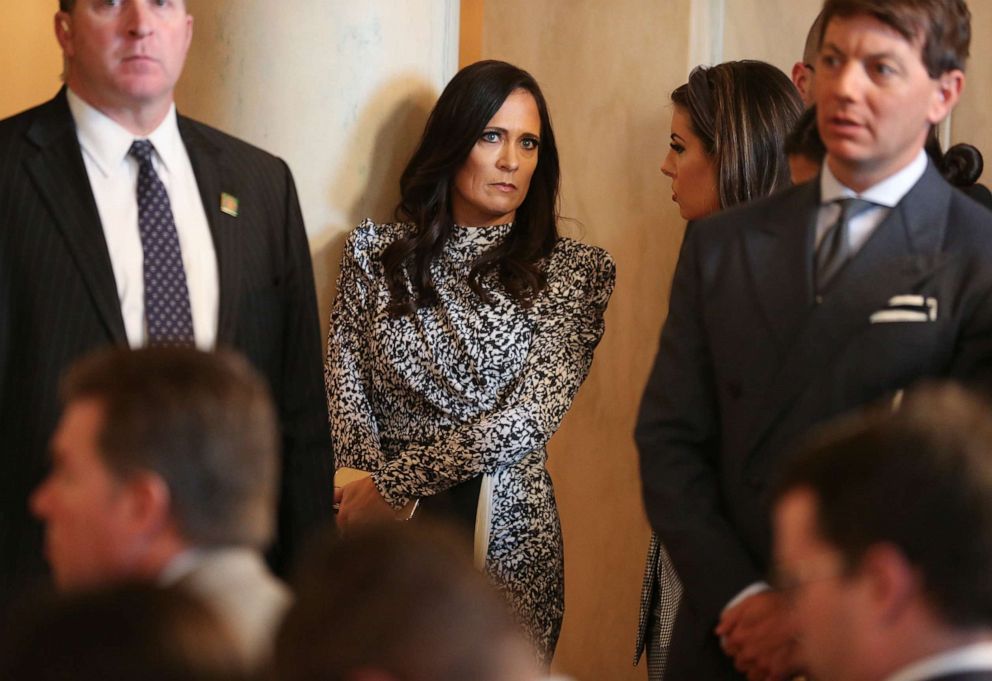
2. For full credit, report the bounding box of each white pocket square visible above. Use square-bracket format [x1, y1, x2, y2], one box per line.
[869, 295, 937, 324]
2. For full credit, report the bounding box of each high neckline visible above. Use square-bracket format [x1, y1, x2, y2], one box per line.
[451, 221, 513, 232]
[446, 222, 513, 258]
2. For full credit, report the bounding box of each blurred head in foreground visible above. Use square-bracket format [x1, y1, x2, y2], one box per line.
[772, 383, 992, 681]
[275, 521, 540, 681]
[0, 582, 246, 681]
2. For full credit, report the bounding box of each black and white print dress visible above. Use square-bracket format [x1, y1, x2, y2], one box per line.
[325, 219, 615, 663]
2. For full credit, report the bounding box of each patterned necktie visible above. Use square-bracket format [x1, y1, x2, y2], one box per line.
[129, 140, 196, 348]
[815, 197, 876, 294]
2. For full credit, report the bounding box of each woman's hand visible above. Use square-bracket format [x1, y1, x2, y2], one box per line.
[335, 476, 396, 531]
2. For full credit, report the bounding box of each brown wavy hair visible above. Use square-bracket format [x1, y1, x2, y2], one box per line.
[382, 60, 561, 316]
[671, 60, 803, 211]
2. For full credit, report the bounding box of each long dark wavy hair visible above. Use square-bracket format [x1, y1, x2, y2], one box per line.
[382, 60, 561, 316]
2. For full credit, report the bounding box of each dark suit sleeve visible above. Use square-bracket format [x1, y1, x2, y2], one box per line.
[272, 160, 334, 568]
[635, 226, 763, 624]
[947, 250, 992, 393]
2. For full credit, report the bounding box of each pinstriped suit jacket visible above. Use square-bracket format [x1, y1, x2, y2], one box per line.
[636, 165, 992, 679]
[0, 90, 333, 601]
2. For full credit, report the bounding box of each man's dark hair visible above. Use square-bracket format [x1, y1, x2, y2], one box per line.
[275, 522, 531, 681]
[383, 59, 561, 316]
[61, 347, 279, 549]
[59, 0, 73, 11]
[784, 106, 827, 164]
[803, 11, 826, 66]
[819, 0, 971, 77]
[774, 384, 992, 627]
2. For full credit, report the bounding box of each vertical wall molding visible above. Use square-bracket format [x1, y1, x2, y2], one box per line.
[689, 0, 726, 68]
[442, 0, 462, 80]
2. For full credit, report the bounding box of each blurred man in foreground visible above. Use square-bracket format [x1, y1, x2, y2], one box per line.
[32, 347, 290, 667]
[773, 385, 992, 681]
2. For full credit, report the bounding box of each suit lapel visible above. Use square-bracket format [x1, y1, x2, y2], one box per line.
[741, 181, 819, 352]
[178, 116, 242, 346]
[743, 164, 951, 456]
[23, 91, 127, 344]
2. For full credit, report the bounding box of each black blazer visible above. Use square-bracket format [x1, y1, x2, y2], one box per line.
[0, 91, 333, 600]
[636, 164, 992, 679]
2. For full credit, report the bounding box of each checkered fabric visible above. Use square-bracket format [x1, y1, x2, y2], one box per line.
[634, 531, 684, 680]
[130, 140, 195, 348]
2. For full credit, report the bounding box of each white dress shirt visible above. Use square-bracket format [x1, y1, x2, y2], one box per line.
[159, 547, 291, 668]
[66, 88, 219, 350]
[816, 149, 929, 254]
[885, 641, 992, 681]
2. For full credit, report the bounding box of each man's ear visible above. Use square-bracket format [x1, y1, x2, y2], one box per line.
[54, 11, 74, 56]
[929, 69, 965, 125]
[858, 543, 921, 625]
[121, 472, 173, 537]
[184, 13, 194, 50]
[792, 61, 809, 96]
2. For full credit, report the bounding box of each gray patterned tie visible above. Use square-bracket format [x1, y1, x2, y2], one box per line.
[815, 197, 876, 294]
[130, 140, 195, 347]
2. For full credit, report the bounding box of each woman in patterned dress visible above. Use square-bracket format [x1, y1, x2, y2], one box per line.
[326, 60, 615, 664]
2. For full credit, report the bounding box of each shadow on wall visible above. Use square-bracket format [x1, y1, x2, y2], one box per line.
[312, 75, 437, 338]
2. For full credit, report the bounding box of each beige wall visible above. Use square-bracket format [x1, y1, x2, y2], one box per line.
[722, 0, 824, 72]
[0, 5, 62, 119]
[175, 0, 459, 334]
[952, 0, 992, 182]
[480, 3, 692, 679]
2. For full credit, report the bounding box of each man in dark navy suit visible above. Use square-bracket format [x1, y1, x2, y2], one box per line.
[0, 0, 332, 603]
[773, 385, 992, 681]
[637, 1, 992, 678]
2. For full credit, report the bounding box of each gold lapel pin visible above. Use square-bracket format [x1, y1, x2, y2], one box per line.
[220, 192, 239, 217]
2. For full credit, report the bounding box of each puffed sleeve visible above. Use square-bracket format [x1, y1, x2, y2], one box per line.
[325, 220, 386, 472]
[371, 242, 616, 509]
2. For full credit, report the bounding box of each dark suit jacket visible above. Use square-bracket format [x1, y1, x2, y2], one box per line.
[636, 163, 992, 680]
[0, 91, 333, 600]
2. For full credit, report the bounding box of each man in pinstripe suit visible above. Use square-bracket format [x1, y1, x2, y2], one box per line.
[0, 0, 332, 604]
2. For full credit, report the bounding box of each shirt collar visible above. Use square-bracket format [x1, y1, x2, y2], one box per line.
[885, 641, 992, 681]
[820, 149, 929, 208]
[158, 546, 268, 587]
[157, 547, 207, 586]
[66, 87, 183, 178]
